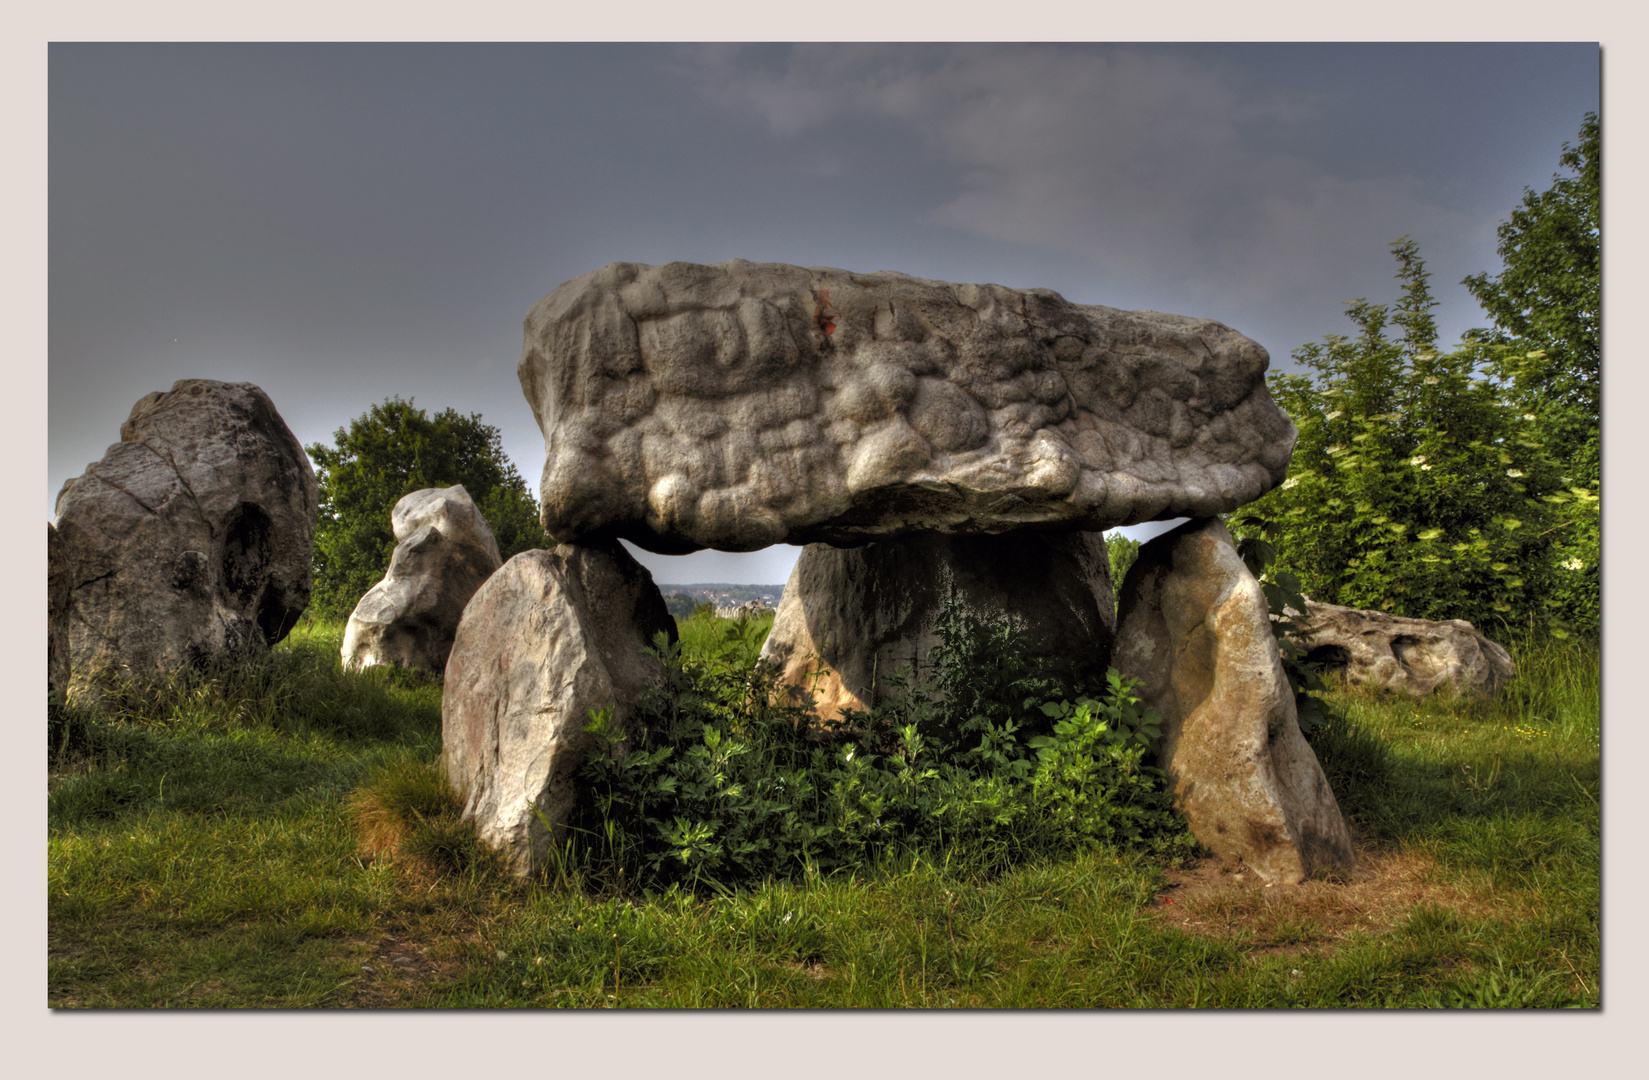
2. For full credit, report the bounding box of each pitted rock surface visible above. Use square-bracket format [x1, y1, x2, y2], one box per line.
[1114, 517, 1354, 885]
[1286, 600, 1516, 698]
[54, 380, 317, 690]
[760, 530, 1117, 726]
[520, 261, 1296, 553]
[341, 485, 504, 674]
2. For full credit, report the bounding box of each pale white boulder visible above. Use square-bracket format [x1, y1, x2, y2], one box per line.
[341, 485, 502, 673]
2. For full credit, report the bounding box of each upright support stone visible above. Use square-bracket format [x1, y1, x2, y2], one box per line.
[1113, 517, 1354, 884]
[442, 541, 675, 878]
[760, 530, 1116, 725]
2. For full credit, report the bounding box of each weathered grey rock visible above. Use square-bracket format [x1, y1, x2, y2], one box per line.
[48, 522, 70, 708]
[341, 485, 503, 673]
[520, 260, 1296, 553]
[1286, 599, 1516, 698]
[443, 542, 676, 878]
[54, 380, 316, 689]
[1114, 518, 1354, 884]
[760, 531, 1117, 726]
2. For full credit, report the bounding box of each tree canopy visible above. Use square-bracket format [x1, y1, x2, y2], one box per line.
[1462, 111, 1600, 488]
[306, 398, 550, 619]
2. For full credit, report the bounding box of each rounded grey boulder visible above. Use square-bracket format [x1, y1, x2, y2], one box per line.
[54, 379, 317, 691]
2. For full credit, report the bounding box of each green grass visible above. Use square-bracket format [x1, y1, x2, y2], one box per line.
[47, 617, 1600, 1009]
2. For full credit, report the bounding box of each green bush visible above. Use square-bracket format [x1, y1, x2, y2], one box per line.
[558, 601, 1196, 894]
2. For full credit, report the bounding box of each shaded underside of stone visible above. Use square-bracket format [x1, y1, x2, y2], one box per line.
[1113, 517, 1354, 885]
[521, 260, 1297, 553]
[760, 530, 1116, 726]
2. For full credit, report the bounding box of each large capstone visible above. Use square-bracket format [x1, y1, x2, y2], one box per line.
[1113, 517, 1354, 885]
[443, 542, 676, 878]
[760, 530, 1117, 725]
[342, 485, 504, 674]
[1285, 600, 1516, 698]
[520, 261, 1297, 553]
[54, 380, 317, 691]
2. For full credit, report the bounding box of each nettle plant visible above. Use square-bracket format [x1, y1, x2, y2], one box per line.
[560, 602, 1195, 894]
[1237, 238, 1589, 637]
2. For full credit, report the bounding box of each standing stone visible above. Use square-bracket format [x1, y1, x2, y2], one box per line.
[48, 522, 70, 710]
[1114, 517, 1354, 884]
[520, 260, 1296, 553]
[341, 485, 503, 673]
[443, 542, 675, 878]
[54, 380, 317, 690]
[1285, 600, 1516, 698]
[761, 530, 1116, 725]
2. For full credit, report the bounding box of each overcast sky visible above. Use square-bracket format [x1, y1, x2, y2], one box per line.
[48, 42, 1600, 584]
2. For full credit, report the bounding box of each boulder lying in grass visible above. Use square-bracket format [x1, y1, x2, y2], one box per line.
[54, 379, 317, 691]
[443, 541, 675, 878]
[760, 530, 1117, 725]
[521, 260, 1296, 553]
[1114, 517, 1354, 884]
[1285, 600, 1516, 698]
[341, 485, 503, 674]
[715, 599, 771, 620]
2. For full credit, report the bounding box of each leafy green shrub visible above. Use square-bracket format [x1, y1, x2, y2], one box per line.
[558, 601, 1196, 895]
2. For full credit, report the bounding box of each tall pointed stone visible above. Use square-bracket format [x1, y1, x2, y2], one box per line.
[1113, 517, 1354, 884]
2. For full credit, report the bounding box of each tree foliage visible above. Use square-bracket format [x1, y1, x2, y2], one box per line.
[1235, 114, 1601, 638]
[1462, 112, 1599, 487]
[306, 398, 550, 619]
[1236, 238, 1592, 635]
[1461, 112, 1600, 628]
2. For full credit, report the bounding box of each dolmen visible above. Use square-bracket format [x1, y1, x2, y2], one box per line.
[445, 260, 1354, 883]
[342, 485, 503, 673]
[53, 379, 317, 695]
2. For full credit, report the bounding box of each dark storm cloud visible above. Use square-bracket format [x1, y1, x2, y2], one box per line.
[49, 42, 1598, 583]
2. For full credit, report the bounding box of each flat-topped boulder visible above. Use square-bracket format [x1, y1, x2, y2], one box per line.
[520, 260, 1296, 553]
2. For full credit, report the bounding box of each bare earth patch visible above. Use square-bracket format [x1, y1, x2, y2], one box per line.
[1145, 828, 1516, 958]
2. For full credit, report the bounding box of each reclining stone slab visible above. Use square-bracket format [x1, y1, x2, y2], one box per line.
[521, 260, 1297, 554]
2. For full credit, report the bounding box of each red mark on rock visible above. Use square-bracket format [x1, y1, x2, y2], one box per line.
[814, 288, 838, 340]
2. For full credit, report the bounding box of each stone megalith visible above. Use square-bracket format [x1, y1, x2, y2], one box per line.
[1285, 600, 1516, 698]
[1113, 517, 1354, 884]
[760, 530, 1116, 725]
[341, 485, 504, 674]
[48, 522, 70, 709]
[443, 542, 676, 878]
[519, 260, 1296, 553]
[54, 380, 317, 690]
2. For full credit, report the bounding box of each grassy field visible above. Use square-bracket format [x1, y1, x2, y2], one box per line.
[46, 617, 1599, 1009]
